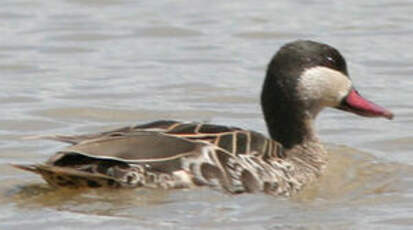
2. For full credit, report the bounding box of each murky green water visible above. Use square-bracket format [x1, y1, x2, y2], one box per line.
[1, 0, 412, 229]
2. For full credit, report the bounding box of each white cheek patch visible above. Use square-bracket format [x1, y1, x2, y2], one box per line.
[298, 66, 352, 107]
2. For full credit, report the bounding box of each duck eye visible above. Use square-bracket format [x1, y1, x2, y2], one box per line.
[326, 56, 335, 63]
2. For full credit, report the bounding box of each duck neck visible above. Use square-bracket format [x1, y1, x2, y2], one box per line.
[260, 66, 319, 149]
[262, 103, 317, 149]
[261, 85, 327, 182]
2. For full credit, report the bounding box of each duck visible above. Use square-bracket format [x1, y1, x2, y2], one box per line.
[13, 40, 394, 196]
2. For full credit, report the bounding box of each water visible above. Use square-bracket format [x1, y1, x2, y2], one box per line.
[1, 0, 412, 229]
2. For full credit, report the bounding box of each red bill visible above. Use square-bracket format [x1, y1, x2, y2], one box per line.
[337, 89, 394, 120]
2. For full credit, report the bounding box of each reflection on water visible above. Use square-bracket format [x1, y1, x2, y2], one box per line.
[12, 185, 172, 216]
[0, 0, 412, 229]
[3, 146, 413, 229]
[296, 146, 409, 203]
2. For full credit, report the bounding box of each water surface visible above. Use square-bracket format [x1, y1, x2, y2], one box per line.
[1, 0, 412, 229]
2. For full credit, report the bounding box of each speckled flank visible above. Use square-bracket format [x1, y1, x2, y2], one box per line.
[15, 121, 306, 195]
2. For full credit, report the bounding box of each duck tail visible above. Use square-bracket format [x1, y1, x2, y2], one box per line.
[11, 164, 120, 188]
[10, 163, 41, 174]
[22, 135, 82, 144]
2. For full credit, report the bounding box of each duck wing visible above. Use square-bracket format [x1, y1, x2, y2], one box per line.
[15, 131, 207, 188]
[59, 131, 204, 168]
[24, 120, 182, 144]
[16, 120, 288, 193]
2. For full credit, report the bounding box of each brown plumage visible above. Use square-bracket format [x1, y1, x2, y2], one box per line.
[14, 40, 393, 196]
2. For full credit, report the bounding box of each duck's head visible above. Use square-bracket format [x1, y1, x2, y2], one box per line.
[261, 40, 393, 148]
